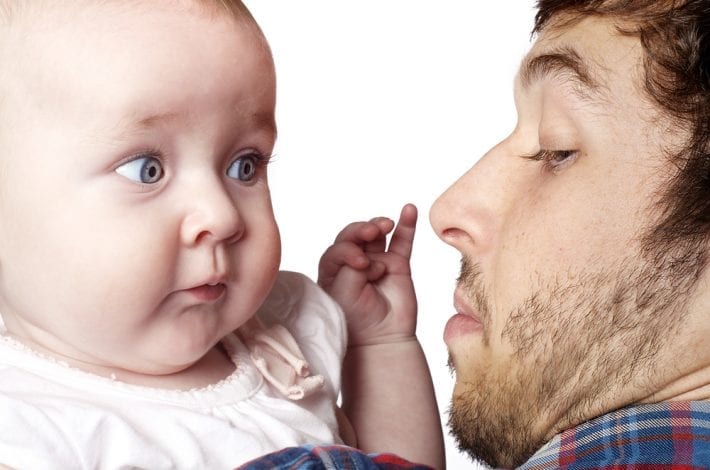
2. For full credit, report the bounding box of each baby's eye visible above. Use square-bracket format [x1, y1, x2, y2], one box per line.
[227, 154, 260, 182]
[116, 156, 164, 184]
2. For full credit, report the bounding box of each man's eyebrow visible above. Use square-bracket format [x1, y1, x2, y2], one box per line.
[519, 46, 606, 102]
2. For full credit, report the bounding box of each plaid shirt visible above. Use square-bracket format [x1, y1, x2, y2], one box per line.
[236, 444, 433, 469]
[519, 401, 710, 469]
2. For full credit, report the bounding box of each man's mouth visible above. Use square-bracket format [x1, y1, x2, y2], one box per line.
[443, 288, 484, 343]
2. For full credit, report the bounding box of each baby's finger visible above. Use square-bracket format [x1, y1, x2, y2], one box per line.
[327, 264, 368, 307]
[334, 220, 388, 246]
[318, 242, 370, 287]
[387, 204, 418, 260]
[364, 259, 387, 282]
[363, 217, 395, 254]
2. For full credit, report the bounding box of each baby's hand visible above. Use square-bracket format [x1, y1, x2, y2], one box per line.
[318, 204, 417, 346]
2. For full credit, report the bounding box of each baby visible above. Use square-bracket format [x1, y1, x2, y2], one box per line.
[0, 0, 443, 468]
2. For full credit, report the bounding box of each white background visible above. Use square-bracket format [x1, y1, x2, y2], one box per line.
[244, 2, 537, 468]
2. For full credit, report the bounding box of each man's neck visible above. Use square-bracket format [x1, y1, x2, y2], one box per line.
[639, 363, 710, 403]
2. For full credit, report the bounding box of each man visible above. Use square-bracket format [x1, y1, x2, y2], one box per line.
[429, 0, 710, 468]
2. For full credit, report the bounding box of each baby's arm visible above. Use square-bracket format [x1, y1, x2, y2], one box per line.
[318, 204, 444, 469]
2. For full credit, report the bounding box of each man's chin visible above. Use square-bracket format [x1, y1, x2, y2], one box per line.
[446, 337, 488, 376]
[448, 376, 545, 469]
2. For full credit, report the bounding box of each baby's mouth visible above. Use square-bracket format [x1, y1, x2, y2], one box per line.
[184, 283, 226, 302]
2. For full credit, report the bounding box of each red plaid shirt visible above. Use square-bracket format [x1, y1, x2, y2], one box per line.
[519, 401, 710, 469]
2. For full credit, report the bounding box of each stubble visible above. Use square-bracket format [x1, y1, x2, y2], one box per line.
[449, 247, 703, 468]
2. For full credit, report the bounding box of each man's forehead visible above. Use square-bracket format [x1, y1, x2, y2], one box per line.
[515, 16, 637, 103]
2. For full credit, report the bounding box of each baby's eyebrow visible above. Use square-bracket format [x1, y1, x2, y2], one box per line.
[112, 110, 180, 135]
[115, 109, 277, 139]
[518, 46, 609, 104]
[135, 111, 180, 129]
[251, 110, 277, 141]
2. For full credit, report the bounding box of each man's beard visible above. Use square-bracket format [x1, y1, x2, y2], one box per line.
[449, 247, 704, 468]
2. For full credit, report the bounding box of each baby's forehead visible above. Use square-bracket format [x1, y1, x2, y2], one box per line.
[0, 0, 262, 84]
[0, 0, 270, 140]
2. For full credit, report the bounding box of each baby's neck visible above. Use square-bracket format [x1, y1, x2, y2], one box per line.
[103, 344, 237, 390]
[4, 330, 236, 390]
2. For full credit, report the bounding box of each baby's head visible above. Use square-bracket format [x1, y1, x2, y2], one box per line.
[0, 0, 281, 377]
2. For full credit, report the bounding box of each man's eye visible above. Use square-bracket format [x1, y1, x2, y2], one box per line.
[115, 156, 164, 184]
[227, 154, 260, 182]
[524, 149, 578, 171]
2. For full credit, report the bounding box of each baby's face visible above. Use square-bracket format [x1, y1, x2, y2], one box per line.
[0, 2, 280, 375]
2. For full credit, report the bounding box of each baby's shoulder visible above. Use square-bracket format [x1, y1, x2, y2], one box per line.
[256, 270, 344, 329]
[254, 271, 347, 396]
[0, 369, 103, 466]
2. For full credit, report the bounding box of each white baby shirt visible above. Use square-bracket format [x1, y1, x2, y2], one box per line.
[0, 271, 347, 470]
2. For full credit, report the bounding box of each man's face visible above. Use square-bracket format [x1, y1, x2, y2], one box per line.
[430, 16, 696, 468]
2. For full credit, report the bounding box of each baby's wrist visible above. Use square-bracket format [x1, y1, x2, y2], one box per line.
[343, 337, 426, 373]
[346, 334, 419, 349]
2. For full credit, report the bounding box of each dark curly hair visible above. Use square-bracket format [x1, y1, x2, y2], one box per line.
[536, 0, 710, 271]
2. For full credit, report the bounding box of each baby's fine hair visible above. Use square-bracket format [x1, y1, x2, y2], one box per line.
[0, 0, 257, 26]
[0, 0, 266, 144]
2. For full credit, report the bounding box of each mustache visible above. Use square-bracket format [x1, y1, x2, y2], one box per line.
[457, 257, 492, 336]
[457, 257, 480, 287]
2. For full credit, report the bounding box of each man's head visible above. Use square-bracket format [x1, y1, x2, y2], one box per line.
[430, 1, 710, 467]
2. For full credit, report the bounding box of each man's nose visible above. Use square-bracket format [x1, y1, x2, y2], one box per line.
[429, 146, 508, 257]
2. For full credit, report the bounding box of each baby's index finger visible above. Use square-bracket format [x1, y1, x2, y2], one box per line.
[387, 204, 418, 259]
[399, 203, 418, 227]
